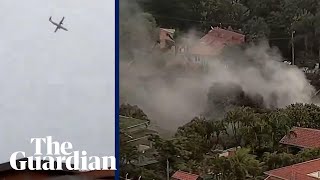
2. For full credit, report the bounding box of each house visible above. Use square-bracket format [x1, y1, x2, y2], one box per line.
[279, 127, 320, 149]
[168, 26, 245, 72]
[189, 26, 245, 59]
[78, 170, 115, 179]
[120, 115, 150, 133]
[172, 170, 200, 180]
[120, 115, 158, 166]
[120, 115, 157, 147]
[0, 158, 115, 180]
[0, 158, 76, 180]
[159, 28, 175, 51]
[264, 158, 320, 180]
[218, 146, 240, 157]
[49, 170, 114, 179]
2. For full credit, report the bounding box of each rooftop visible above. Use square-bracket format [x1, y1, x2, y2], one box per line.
[172, 170, 199, 180]
[121, 128, 158, 144]
[279, 127, 320, 148]
[264, 158, 320, 180]
[78, 170, 114, 179]
[0, 158, 115, 179]
[0, 158, 77, 176]
[119, 115, 150, 129]
[190, 26, 245, 56]
[160, 28, 175, 35]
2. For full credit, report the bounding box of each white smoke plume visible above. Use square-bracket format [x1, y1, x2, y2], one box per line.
[120, 0, 315, 131]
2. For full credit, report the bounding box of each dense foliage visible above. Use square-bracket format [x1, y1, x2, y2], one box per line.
[119, 104, 149, 120]
[204, 82, 265, 118]
[120, 103, 320, 179]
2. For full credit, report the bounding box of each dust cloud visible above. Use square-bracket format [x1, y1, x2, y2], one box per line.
[120, 0, 315, 131]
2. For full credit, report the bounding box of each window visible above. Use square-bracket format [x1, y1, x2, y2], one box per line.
[194, 56, 200, 63]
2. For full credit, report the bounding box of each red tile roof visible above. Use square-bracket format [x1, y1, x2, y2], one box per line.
[264, 176, 278, 180]
[159, 28, 175, 49]
[279, 127, 320, 148]
[172, 170, 199, 180]
[264, 158, 320, 180]
[78, 170, 115, 179]
[190, 27, 245, 56]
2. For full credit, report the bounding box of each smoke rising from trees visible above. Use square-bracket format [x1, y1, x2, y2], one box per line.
[120, 0, 315, 131]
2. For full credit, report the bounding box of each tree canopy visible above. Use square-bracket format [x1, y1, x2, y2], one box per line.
[146, 104, 320, 179]
[120, 102, 320, 179]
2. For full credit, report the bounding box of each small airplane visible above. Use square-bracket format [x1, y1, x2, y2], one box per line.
[49, 16, 68, 33]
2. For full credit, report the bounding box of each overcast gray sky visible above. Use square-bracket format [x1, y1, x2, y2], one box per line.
[0, 0, 115, 163]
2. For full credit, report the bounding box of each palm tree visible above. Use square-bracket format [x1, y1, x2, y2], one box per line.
[213, 148, 264, 180]
[229, 148, 264, 179]
[206, 120, 228, 148]
[265, 110, 291, 151]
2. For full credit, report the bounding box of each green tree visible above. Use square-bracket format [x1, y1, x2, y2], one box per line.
[225, 107, 257, 146]
[283, 103, 320, 128]
[213, 148, 264, 179]
[262, 152, 295, 170]
[295, 148, 320, 163]
[120, 0, 158, 60]
[265, 110, 291, 150]
[243, 16, 270, 42]
[120, 103, 149, 120]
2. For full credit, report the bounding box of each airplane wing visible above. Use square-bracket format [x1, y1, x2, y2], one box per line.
[54, 26, 59, 33]
[60, 26, 68, 31]
[49, 17, 59, 26]
[59, 17, 65, 25]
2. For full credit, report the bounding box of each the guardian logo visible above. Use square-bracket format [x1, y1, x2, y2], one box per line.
[9, 136, 116, 171]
